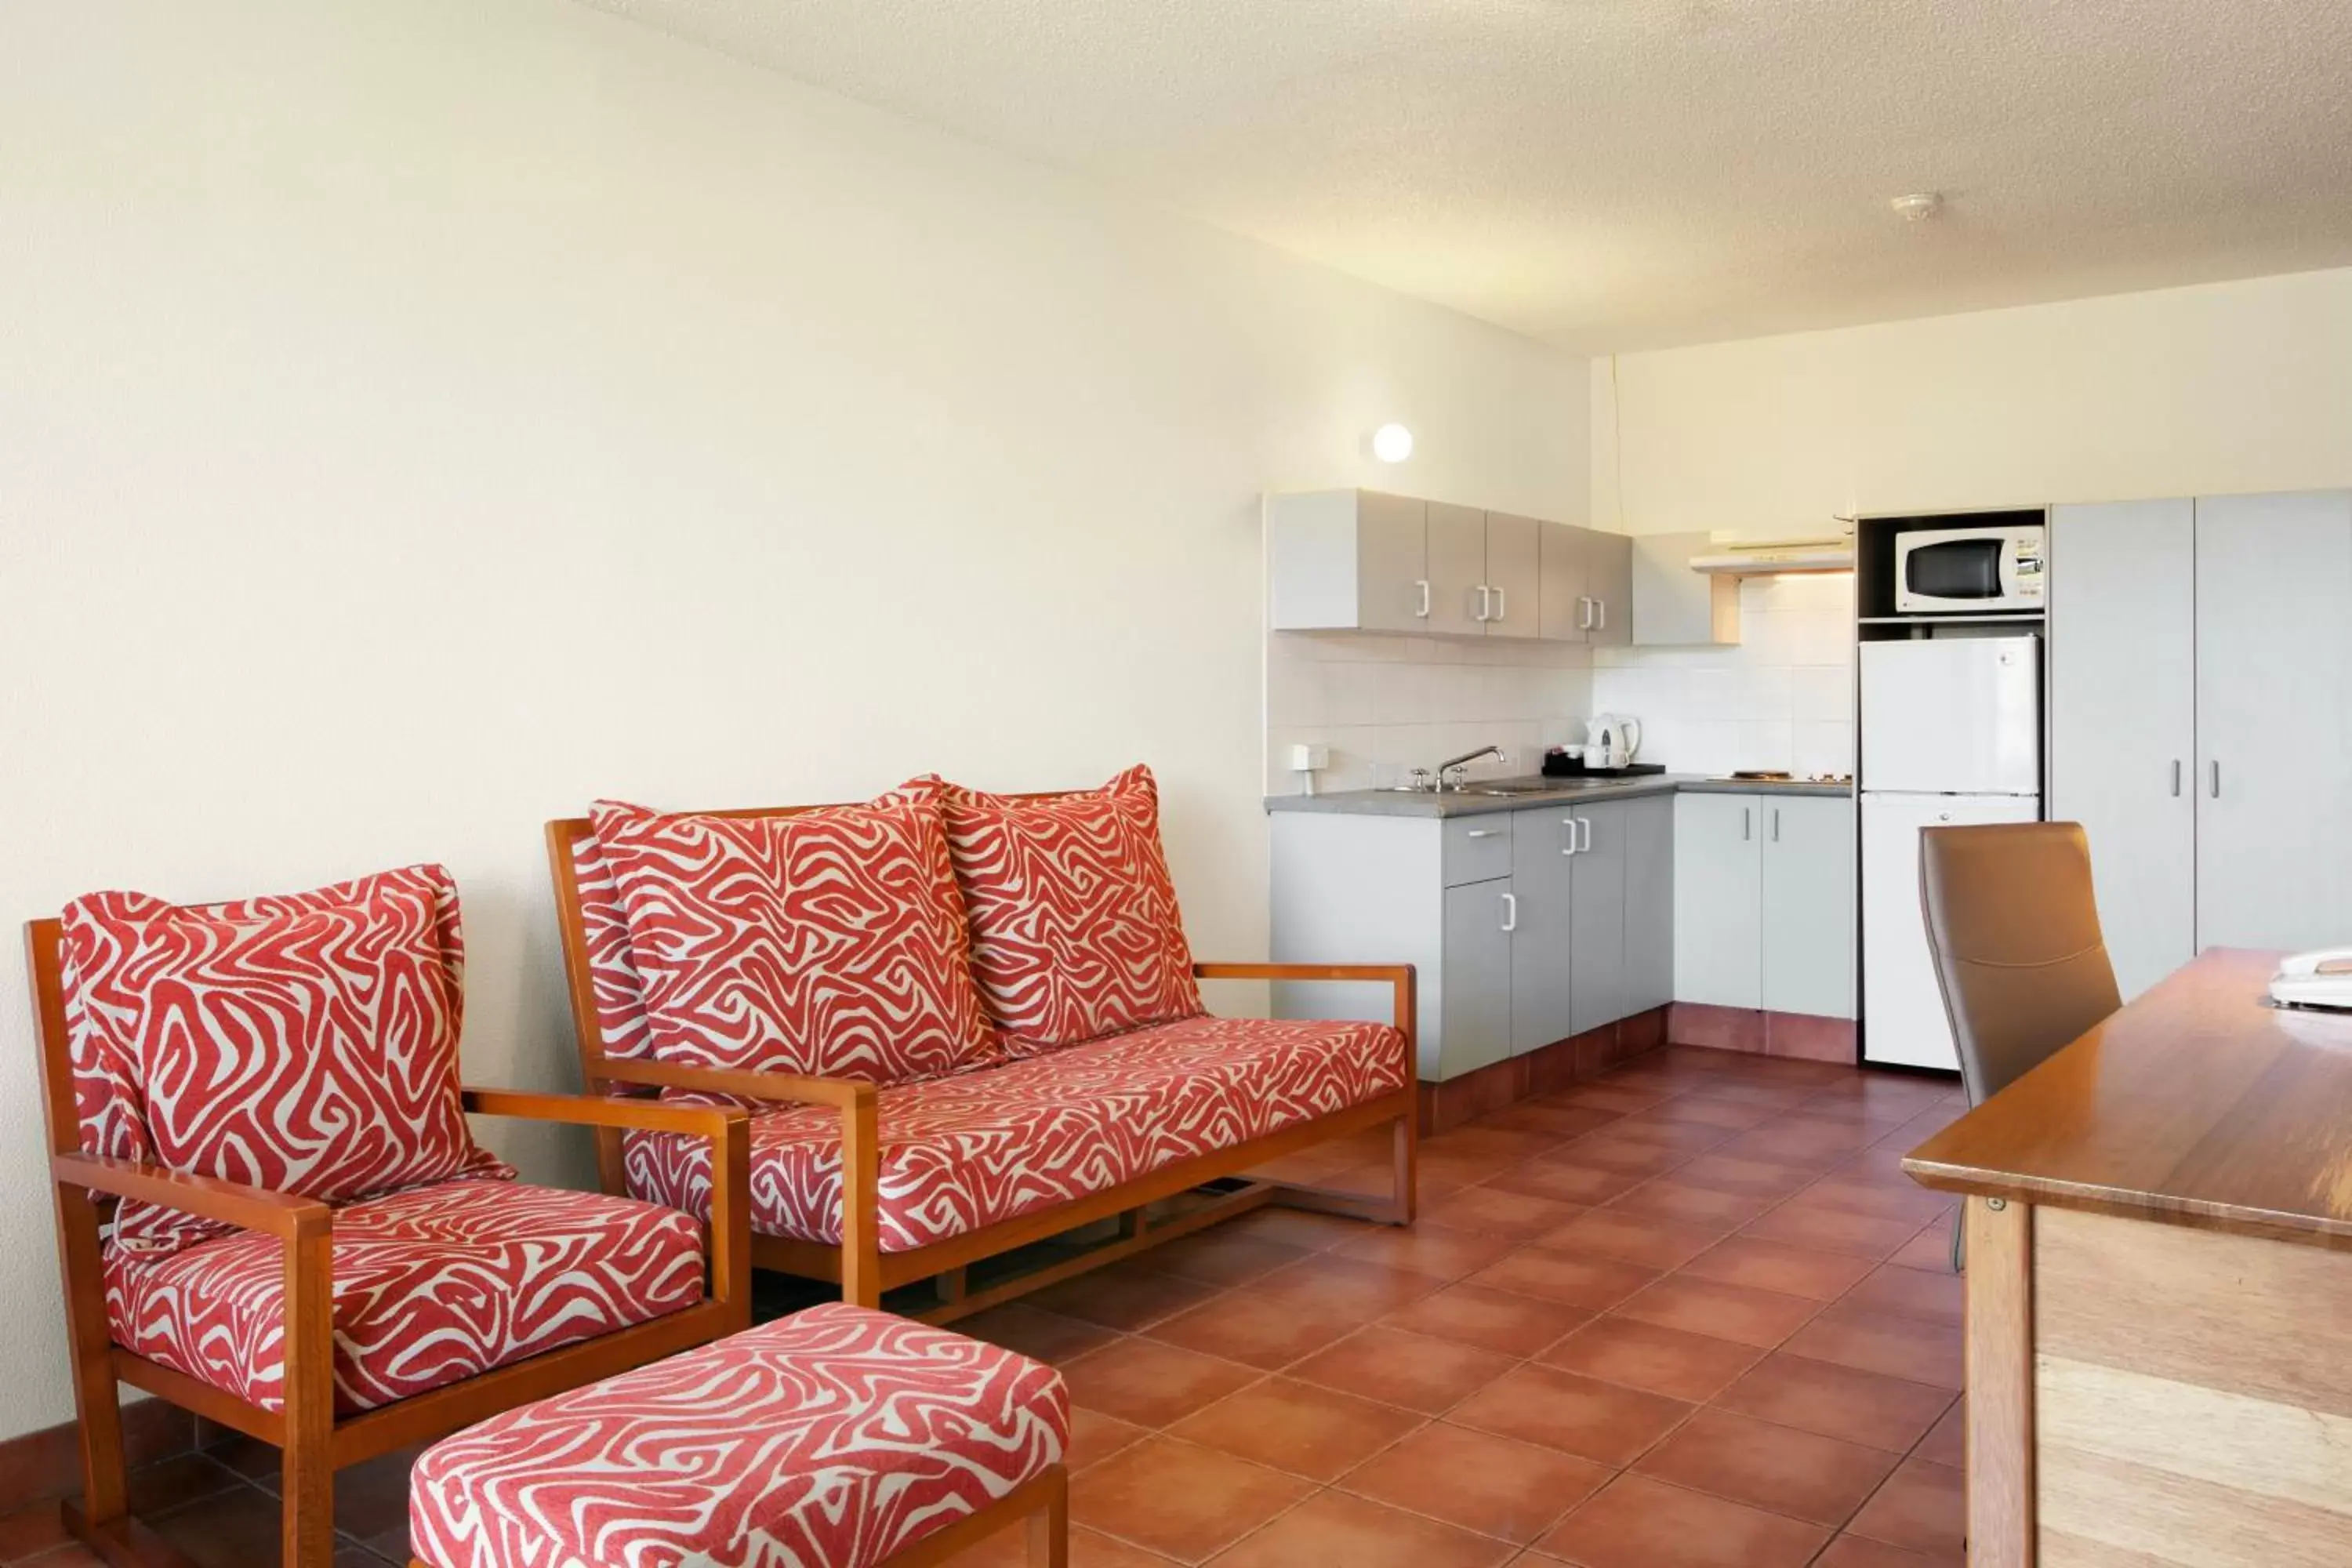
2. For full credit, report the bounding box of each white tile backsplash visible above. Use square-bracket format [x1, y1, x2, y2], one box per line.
[1264, 574, 1851, 793]
[1589, 573, 1855, 778]
[1265, 630, 1593, 793]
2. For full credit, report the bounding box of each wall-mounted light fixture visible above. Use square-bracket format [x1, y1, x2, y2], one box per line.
[1371, 423, 1414, 463]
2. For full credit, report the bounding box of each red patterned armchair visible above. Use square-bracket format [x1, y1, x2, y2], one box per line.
[26, 866, 751, 1568]
[548, 765, 1418, 1318]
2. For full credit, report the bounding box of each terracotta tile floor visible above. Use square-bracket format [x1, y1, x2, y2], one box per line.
[0, 1047, 1966, 1568]
[946, 1046, 1968, 1566]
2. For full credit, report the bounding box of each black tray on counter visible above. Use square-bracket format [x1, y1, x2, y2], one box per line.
[1542, 758, 1666, 779]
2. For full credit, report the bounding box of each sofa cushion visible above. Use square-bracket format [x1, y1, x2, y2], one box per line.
[60, 866, 505, 1256]
[568, 829, 654, 1062]
[590, 797, 999, 1086]
[903, 764, 1202, 1053]
[106, 1179, 705, 1415]
[622, 1014, 1408, 1253]
[408, 1303, 1068, 1568]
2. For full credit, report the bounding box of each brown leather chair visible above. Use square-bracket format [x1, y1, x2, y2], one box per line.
[1918, 821, 2122, 1269]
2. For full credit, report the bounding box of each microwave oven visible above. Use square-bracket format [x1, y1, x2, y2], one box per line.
[1894, 524, 2045, 614]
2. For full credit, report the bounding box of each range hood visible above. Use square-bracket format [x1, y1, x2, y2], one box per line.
[1686, 531, 1856, 576]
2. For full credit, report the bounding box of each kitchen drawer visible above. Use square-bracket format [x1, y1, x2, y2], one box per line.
[1443, 815, 1513, 885]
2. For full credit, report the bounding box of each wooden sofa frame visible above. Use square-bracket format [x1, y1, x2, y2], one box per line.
[26, 919, 755, 1568]
[546, 804, 1418, 1319]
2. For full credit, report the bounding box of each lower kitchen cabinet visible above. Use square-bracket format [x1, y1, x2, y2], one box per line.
[1673, 792, 1855, 1019]
[1443, 877, 1516, 1076]
[1624, 795, 1675, 1014]
[1509, 809, 1578, 1053]
[1270, 794, 1675, 1080]
[1759, 796, 1855, 1017]
[1674, 794, 1765, 1007]
[1568, 801, 1628, 1036]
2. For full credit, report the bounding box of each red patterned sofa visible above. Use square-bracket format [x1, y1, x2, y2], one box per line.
[546, 766, 1416, 1314]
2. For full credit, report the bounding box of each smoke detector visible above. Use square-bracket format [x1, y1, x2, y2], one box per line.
[1890, 192, 1944, 222]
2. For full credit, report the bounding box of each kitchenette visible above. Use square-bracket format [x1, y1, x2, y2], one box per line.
[1261, 484, 2352, 1126]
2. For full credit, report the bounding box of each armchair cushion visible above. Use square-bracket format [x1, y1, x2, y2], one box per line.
[105, 1178, 704, 1415]
[590, 797, 998, 1087]
[622, 1014, 1407, 1253]
[902, 765, 1202, 1052]
[409, 1303, 1068, 1568]
[60, 866, 506, 1256]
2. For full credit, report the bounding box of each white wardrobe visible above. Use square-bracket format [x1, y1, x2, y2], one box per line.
[2050, 491, 2352, 1000]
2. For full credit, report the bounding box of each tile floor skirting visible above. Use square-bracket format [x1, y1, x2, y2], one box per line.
[0, 1046, 1967, 1568]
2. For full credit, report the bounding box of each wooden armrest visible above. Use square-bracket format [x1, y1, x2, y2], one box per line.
[51, 1152, 330, 1241]
[1192, 961, 1418, 1041]
[462, 1086, 750, 1138]
[596, 1059, 878, 1110]
[1193, 961, 1415, 985]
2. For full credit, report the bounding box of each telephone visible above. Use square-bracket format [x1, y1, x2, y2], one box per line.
[2267, 949, 2352, 1011]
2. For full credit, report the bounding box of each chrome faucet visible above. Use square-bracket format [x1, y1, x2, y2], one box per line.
[1434, 745, 1504, 791]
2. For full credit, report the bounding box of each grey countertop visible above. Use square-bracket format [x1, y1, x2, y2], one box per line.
[1265, 774, 1852, 818]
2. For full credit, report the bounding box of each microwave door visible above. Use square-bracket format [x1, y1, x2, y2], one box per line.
[1906, 538, 2005, 603]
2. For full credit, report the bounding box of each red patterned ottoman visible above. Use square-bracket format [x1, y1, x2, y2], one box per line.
[408, 1304, 1069, 1568]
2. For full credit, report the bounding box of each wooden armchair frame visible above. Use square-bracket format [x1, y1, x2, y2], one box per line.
[25, 920, 754, 1568]
[545, 804, 1418, 1321]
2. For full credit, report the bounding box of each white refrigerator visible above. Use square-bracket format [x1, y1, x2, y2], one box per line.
[1860, 636, 2042, 1071]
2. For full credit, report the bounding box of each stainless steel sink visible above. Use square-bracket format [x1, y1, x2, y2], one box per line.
[1464, 779, 1592, 796]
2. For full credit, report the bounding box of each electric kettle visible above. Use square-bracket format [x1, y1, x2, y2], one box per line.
[1584, 713, 1643, 771]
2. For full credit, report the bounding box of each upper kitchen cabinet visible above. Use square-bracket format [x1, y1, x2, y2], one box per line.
[1481, 510, 1541, 640]
[1266, 489, 1432, 633]
[1586, 529, 1633, 646]
[1266, 488, 1610, 642]
[1631, 532, 1741, 646]
[1537, 521, 1588, 641]
[1425, 500, 1490, 637]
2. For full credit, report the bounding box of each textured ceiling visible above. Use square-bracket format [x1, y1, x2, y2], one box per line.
[575, 0, 2352, 351]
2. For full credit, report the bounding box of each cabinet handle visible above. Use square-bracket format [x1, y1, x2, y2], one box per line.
[1415, 579, 1431, 619]
[1465, 828, 1499, 839]
[1578, 816, 1593, 852]
[1742, 807, 1752, 841]
[1474, 585, 1493, 622]
[2209, 760, 2221, 799]
[1561, 818, 1578, 856]
[1595, 598, 1606, 630]
[1500, 891, 1518, 933]
[2171, 759, 2182, 797]
[1772, 808, 1781, 843]
[1578, 596, 1594, 630]
[1493, 586, 1506, 622]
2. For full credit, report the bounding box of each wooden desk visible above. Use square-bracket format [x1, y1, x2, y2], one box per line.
[1904, 948, 2352, 1567]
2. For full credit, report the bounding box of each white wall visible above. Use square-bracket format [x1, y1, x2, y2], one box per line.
[1593, 267, 2352, 535]
[0, 0, 1588, 1439]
